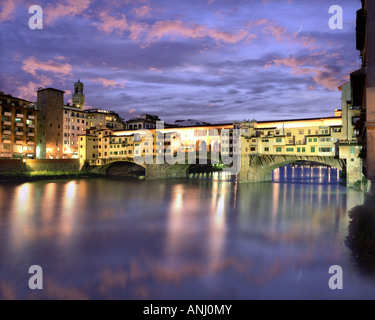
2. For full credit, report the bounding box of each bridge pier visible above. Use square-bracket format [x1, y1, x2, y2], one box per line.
[239, 155, 273, 182]
[146, 163, 191, 180]
[346, 157, 366, 189]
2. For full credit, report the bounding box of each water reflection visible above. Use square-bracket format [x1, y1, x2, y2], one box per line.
[0, 166, 372, 299]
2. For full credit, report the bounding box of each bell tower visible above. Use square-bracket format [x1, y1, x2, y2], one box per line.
[72, 79, 85, 109]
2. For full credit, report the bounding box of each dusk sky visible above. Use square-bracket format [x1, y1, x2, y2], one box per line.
[0, 0, 362, 123]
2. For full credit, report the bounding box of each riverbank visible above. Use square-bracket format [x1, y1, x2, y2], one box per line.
[0, 171, 104, 183]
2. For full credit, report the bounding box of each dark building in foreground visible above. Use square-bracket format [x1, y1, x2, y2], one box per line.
[352, 0, 375, 189]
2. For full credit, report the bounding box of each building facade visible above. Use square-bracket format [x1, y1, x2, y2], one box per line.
[0, 92, 38, 159]
[63, 105, 87, 158]
[86, 109, 125, 130]
[126, 114, 160, 130]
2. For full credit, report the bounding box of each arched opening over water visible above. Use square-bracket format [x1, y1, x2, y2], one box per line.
[106, 161, 145, 178]
[272, 162, 343, 185]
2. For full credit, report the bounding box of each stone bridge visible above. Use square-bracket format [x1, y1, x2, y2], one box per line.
[89, 154, 362, 187]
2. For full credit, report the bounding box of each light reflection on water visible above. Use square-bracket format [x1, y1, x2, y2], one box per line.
[0, 166, 373, 300]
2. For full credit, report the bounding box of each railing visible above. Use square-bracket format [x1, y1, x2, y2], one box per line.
[3, 112, 12, 117]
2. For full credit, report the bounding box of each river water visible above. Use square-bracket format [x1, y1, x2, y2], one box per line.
[0, 165, 374, 300]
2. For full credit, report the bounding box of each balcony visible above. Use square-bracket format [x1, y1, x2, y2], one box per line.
[2, 130, 11, 135]
[16, 114, 24, 118]
[3, 121, 11, 126]
[16, 122, 24, 127]
[28, 124, 35, 128]
[28, 115, 35, 120]
[3, 112, 12, 117]
[27, 141, 35, 145]
[2, 139, 11, 144]
[15, 132, 23, 136]
[15, 140, 23, 145]
[27, 133, 35, 137]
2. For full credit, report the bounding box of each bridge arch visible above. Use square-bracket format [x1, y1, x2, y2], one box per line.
[239, 155, 345, 183]
[94, 160, 146, 177]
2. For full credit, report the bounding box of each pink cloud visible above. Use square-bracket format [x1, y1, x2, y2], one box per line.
[263, 25, 287, 42]
[132, 5, 152, 18]
[0, 0, 16, 23]
[246, 19, 270, 29]
[90, 77, 126, 88]
[44, 0, 92, 25]
[270, 55, 341, 91]
[18, 75, 53, 101]
[96, 11, 129, 35]
[22, 57, 73, 77]
[146, 20, 251, 44]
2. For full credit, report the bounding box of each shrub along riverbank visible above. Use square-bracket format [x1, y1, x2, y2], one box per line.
[0, 171, 104, 183]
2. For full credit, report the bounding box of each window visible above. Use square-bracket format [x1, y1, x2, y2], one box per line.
[352, 117, 360, 125]
[308, 138, 312, 143]
[276, 147, 282, 153]
[311, 147, 316, 153]
[319, 147, 332, 153]
[350, 148, 355, 155]
[286, 132, 292, 137]
[297, 147, 301, 153]
[286, 148, 294, 152]
[276, 138, 282, 143]
[251, 147, 256, 152]
[264, 147, 269, 152]
[314, 138, 318, 143]
[302, 148, 305, 153]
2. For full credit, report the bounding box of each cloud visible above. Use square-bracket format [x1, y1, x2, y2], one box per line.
[145, 20, 251, 44]
[263, 25, 287, 42]
[90, 77, 127, 88]
[22, 57, 73, 77]
[269, 54, 344, 91]
[132, 5, 152, 18]
[18, 75, 53, 101]
[0, 0, 16, 23]
[96, 11, 129, 34]
[44, 0, 92, 25]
